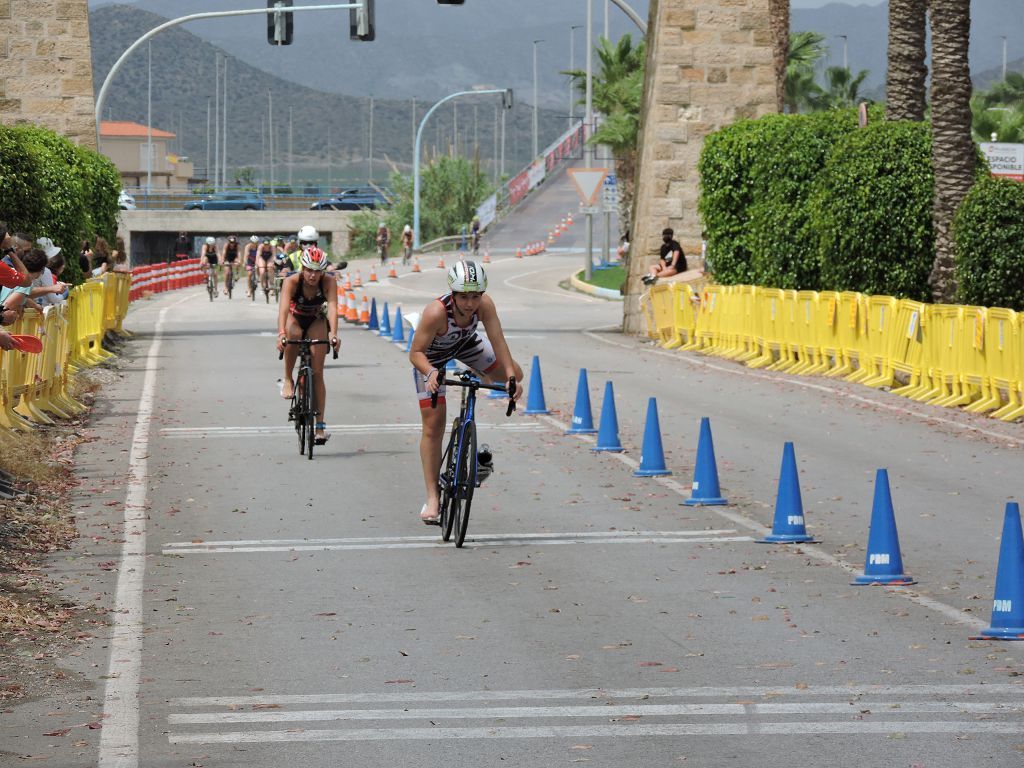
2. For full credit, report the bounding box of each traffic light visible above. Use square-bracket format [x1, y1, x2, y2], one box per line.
[350, 0, 375, 41]
[267, 0, 293, 45]
[502, 89, 514, 109]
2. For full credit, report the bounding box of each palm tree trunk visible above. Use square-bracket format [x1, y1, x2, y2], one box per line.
[886, 0, 928, 121]
[928, 0, 975, 303]
[769, 0, 790, 113]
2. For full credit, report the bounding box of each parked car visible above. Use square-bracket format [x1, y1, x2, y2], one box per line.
[184, 192, 266, 211]
[310, 187, 390, 211]
[118, 190, 137, 210]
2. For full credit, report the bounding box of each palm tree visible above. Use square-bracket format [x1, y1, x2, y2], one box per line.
[565, 34, 646, 241]
[886, 0, 928, 121]
[819, 66, 870, 110]
[770, 0, 791, 112]
[928, 0, 975, 303]
[785, 31, 827, 113]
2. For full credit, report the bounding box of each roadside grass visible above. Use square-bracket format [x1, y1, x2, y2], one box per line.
[576, 264, 625, 293]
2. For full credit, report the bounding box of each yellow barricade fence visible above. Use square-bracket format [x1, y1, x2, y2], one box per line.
[647, 280, 1024, 423]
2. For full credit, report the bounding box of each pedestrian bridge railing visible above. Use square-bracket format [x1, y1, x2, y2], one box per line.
[642, 283, 1024, 423]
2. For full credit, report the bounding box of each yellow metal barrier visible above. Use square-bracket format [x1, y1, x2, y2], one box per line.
[648, 284, 680, 349]
[766, 290, 801, 373]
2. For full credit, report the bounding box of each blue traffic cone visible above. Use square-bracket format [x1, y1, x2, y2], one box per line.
[634, 398, 671, 477]
[391, 306, 405, 344]
[378, 301, 391, 337]
[566, 368, 597, 435]
[974, 502, 1024, 640]
[758, 442, 817, 543]
[523, 355, 550, 414]
[684, 417, 728, 506]
[592, 381, 623, 452]
[367, 297, 379, 331]
[852, 469, 916, 585]
[446, 357, 457, 371]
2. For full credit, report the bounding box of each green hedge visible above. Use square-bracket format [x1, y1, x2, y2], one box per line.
[953, 175, 1024, 311]
[699, 108, 936, 299]
[0, 125, 120, 284]
[811, 120, 934, 300]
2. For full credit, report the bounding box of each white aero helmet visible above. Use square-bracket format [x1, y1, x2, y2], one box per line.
[299, 246, 329, 271]
[205, 236, 215, 245]
[403, 224, 411, 234]
[297, 225, 319, 244]
[447, 260, 487, 293]
[250, 235, 259, 243]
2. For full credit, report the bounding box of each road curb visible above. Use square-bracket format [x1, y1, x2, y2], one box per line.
[569, 270, 623, 301]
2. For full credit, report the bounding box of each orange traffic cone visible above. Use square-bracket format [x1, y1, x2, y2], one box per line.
[567, 213, 573, 225]
[548, 232, 555, 244]
[412, 258, 421, 273]
[368, 266, 378, 283]
[343, 273, 352, 291]
[482, 251, 491, 264]
[437, 254, 446, 269]
[516, 247, 523, 259]
[358, 294, 370, 325]
[353, 270, 363, 288]
[388, 260, 398, 278]
[336, 278, 346, 316]
[346, 291, 358, 322]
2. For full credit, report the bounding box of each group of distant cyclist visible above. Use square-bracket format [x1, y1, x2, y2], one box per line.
[198, 231, 321, 299]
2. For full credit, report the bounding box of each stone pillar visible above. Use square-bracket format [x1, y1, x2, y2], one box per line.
[0, 0, 97, 148]
[623, 0, 776, 333]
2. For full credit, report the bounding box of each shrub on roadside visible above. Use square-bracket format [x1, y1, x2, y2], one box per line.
[953, 175, 1024, 311]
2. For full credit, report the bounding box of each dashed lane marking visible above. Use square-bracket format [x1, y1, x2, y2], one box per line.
[162, 529, 752, 555]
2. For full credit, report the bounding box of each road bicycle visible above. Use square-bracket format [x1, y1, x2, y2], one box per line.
[204, 265, 216, 301]
[431, 369, 517, 547]
[261, 268, 272, 303]
[247, 267, 258, 302]
[279, 339, 337, 460]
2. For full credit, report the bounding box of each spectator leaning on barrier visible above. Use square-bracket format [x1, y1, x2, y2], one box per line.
[79, 240, 93, 275]
[46, 252, 69, 303]
[92, 236, 111, 277]
[641, 227, 687, 286]
[1, 248, 49, 315]
[33, 238, 68, 306]
[0, 222, 32, 288]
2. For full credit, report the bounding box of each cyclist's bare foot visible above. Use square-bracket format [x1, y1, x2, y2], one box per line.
[280, 378, 294, 399]
[420, 502, 440, 525]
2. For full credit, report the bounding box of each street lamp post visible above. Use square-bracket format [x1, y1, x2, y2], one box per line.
[584, 0, 594, 281]
[532, 39, 544, 159]
[1002, 36, 1008, 81]
[414, 88, 509, 250]
[569, 24, 582, 132]
[837, 34, 848, 70]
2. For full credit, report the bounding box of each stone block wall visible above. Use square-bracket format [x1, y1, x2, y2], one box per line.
[0, 0, 96, 148]
[624, 0, 776, 332]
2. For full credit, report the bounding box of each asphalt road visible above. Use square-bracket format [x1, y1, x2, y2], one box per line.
[4, 183, 1024, 767]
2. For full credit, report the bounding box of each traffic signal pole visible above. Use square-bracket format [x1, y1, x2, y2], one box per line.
[93, 3, 363, 146]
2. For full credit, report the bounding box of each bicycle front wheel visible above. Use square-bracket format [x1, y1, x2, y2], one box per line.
[207, 275, 215, 301]
[226, 269, 234, 298]
[305, 370, 316, 460]
[452, 420, 477, 548]
[438, 420, 460, 542]
[295, 373, 307, 455]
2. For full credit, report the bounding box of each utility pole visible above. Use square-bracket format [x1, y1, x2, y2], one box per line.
[261, 116, 266, 186]
[1002, 36, 1008, 81]
[411, 98, 416, 164]
[532, 39, 543, 158]
[493, 105, 499, 184]
[288, 105, 293, 187]
[206, 98, 211, 183]
[500, 104, 506, 178]
[584, 0, 594, 281]
[453, 102, 458, 157]
[473, 104, 479, 156]
[146, 41, 152, 194]
[214, 52, 220, 191]
[222, 56, 228, 187]
[268, 90, 274, 195]
[368, 95, 374, 182]
[327, 122, 332, 188]
[569, 25, 582, 131]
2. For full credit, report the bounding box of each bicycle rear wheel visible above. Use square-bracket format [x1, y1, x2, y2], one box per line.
[295, 373, 307, 455]
[452, 420, 477, 548]
[249, 271, 257, 301]
[207, 274, 215, 301]
[305, 370, 316, 460]
[438, 421, 460, 542]
[226, 268, 234, 298]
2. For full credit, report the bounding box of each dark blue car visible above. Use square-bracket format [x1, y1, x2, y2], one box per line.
[185, 192, 266, 211]
[310, 187, 391, 211]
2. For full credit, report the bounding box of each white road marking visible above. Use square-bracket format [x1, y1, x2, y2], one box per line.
[169, 700, 1024, 725]
[100, 293, 194, 768]
[169, 721, 1024, 744]
[162, 530, 751, 555]
[160, 421, 544, 439]
[171, 683, 1024, 707]
[533, 410, 989, 631]
[504, 265, 597, 303]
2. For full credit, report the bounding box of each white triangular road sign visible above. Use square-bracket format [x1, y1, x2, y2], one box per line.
[568, 167, 609, 206]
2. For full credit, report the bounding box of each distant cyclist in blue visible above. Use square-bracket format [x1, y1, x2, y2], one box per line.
[408, 260, 522, 524]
